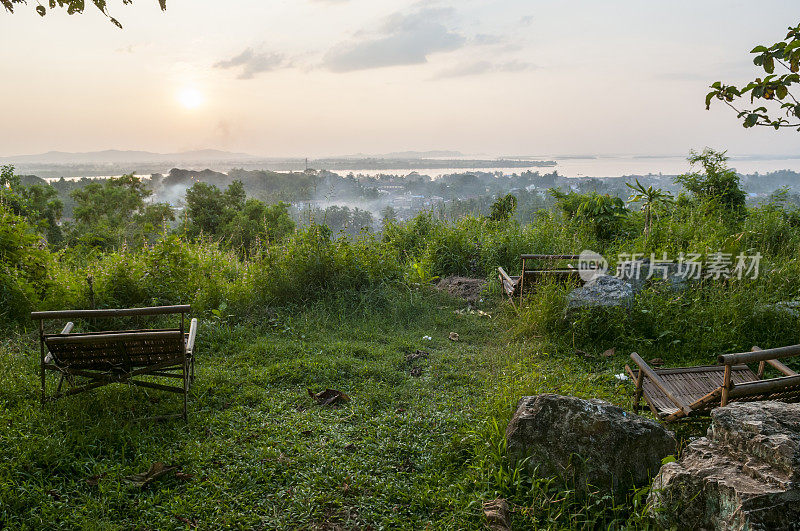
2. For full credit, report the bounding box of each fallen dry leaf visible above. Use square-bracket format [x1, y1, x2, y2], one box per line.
[85, 473, 106, 487]
[404, 349, 429, 362]
[174, 515, 198, 528]
[410, 366, 422, 377]
[124, 462, 179, 488]
[602, 348, 616, 358]
[307, 388, 350, 406]
[649, 357, 664, 367]
[448, 332, 459, 341]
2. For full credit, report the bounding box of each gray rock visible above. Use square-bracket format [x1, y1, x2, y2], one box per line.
[757, 301, 800, 319]
[567, 274, 634, 309]
[505, 394, 676, 496]
[622, 258, 689, 293]
[649, 401, 800, 530]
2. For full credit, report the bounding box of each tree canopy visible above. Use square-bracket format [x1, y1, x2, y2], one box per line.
[707, 23, 800, 130]
[2, 0, 166, 28]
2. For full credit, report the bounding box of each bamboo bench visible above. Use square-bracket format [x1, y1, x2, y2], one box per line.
[31, 305, 197, 420]
[626, 345, 800, 422]
[497, 254, 585, 304]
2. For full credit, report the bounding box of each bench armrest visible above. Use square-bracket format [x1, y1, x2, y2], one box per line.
[45, 322, 74, 365]
[630, 352, 692, 416]
[185, 318, 198, 356]
[719, 344, 800, 366]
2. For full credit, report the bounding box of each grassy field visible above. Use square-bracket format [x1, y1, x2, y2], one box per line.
[4, 178, 800, 528]
[0, 287, 654, 530]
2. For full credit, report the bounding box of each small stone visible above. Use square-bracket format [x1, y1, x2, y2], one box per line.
[483, 498, 511, 531]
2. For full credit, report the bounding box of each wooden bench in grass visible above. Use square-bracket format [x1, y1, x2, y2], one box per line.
[497, 254, 585, 304]
[30, 305, 198, 420]
[625, 345, 800, 422]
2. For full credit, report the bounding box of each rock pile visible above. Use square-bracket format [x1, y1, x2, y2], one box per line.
[649, 401, 800, 530]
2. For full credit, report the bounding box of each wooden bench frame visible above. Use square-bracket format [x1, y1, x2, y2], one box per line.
[30, 305, 198, 420]
[626, 345, 800, 422]
[498, 254, 585, 304]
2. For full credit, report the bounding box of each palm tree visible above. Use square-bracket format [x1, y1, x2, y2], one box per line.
[626, 179, 674, 236]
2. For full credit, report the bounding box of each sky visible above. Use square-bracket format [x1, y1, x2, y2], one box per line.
[2, 0, 800, 158]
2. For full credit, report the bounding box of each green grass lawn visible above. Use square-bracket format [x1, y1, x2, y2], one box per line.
[1, 290, 656, 530]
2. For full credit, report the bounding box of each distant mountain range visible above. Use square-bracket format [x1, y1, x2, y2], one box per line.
[0, 149, 257, 164]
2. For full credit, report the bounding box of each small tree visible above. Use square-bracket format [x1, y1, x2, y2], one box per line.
[674, 149, 746, 217]
[488, 193, 518, 222]
[549, 188, 628, 240]
[380, 205, 398, 227]
[626, 179, 674, 236]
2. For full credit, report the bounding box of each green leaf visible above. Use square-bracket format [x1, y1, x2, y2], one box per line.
[777, 85, 788, 99]
[765, 56, 775, 74]
[35, 5, 46, 16]
[751, 45, 768, 53]
[744, 113, 759, 127]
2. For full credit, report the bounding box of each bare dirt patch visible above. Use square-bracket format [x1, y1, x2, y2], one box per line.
[435, 276, 486, 303]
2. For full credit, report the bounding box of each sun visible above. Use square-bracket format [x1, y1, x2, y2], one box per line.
[177, 88, 204, 109]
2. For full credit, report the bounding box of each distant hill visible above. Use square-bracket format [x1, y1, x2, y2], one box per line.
[0, 149, 256, 164]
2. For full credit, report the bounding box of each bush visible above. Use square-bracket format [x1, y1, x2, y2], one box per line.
[0, 207, 53, 323]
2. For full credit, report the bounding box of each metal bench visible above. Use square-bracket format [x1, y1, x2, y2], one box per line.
[497, 254, 585, 304]
[31, 305, 197, 420]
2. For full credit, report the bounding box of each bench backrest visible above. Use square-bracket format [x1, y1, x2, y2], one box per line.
[44, 329, 185, 371]
[32, 305, 191, 371]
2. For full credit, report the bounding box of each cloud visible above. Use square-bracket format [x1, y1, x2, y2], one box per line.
[322, 7, 466, 72]
[435, 60, 536, 78]
[214, 48, 287, 79]
[472, 33, 504, 46]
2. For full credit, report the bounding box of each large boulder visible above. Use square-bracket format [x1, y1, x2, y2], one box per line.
[567, 274, 634, 309]
[649, 401, 800, 530]
[505, 394, 676, 496]
[757, 300, 800, 319]
[624, 258, 689, 293]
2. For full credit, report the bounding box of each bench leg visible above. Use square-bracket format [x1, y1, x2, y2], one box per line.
[625, 364, 643, 411]
[182, 358, 188, 421]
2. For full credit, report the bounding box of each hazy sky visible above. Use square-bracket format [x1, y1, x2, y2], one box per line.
[3, 0, 800, 157]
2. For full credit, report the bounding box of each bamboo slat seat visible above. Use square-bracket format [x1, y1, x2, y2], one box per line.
[626, 346, 800, 422]
[31, 305, 198, 420]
